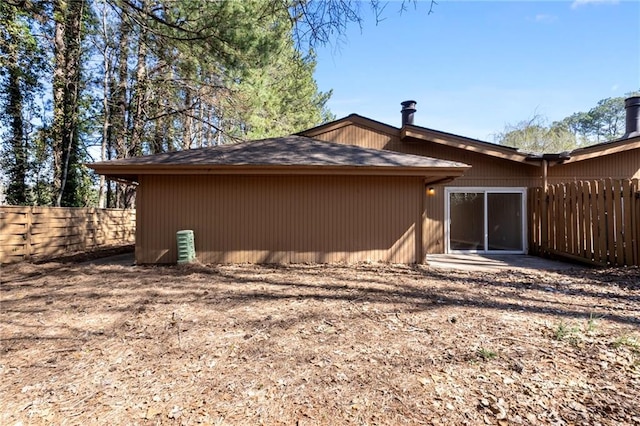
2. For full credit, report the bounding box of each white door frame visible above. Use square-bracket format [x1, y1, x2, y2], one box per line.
[444, 187, 527, 254]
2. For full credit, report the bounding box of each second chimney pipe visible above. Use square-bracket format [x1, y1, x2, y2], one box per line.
[623, 96, 640, 139]
[401, 100, 417, 126]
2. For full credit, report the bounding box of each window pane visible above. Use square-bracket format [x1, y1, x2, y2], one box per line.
[449, 192, 484, 250]
[487, 193, 522, 251]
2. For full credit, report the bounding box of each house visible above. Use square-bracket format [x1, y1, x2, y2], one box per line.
[90, 136, 469, 263]
[89, 97, 640, 264]
[300, 98, 640, 255]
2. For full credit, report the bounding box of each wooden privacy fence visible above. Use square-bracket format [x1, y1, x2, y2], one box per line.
[0, 206, 135, 264]
[529, 179, 640, 267]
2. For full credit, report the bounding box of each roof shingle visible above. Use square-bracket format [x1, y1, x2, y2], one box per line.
[91, 135, 467, 169]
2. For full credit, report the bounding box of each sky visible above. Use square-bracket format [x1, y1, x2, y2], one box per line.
[312, 0, 640, 141]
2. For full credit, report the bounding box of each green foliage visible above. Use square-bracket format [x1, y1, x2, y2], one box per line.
[585, 313, 603, 333]
[612, 335, 640, 373]
[496, 90, 640, 153]
[51, 0, 93, 207]
[612, 335, 639, 351]
[97, 0, 339, 155]
[553, 321, 580, 345]
[553, 321, 570, 340]
[2, 0, 407, 207]
[495, 114, 577, 154]
[236, 47, 334, 140]
[0, 1, 48, 205]
[476, 347, 497, 360]
[561, 93, 639, 144]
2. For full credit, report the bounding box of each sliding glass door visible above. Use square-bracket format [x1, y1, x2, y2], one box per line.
[446, 188, 526, 254]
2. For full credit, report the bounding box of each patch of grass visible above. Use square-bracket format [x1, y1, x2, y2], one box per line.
[553, 321, 580, 345]
[613, 335, 639, 351]
[554, 322, 571, 340]
[477, 347, 497, 361]
[585, 313, 604, 333]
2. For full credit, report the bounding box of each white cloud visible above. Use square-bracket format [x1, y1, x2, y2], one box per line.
[571, 0, 619, 10]
[534, 14, 558, 23]
[611, 84, 619, 92]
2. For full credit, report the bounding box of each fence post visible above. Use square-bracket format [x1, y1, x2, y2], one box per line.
[622, 180, 633, 266]
[24, 206, 33, 261]
[581, 181, 592, 260]
[540, 186, 547, 254]
[549, 183, 556, 253]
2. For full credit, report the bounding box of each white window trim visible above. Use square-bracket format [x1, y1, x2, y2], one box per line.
[444, 187, 528, 254]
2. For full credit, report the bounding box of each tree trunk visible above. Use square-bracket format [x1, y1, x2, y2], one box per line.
[182, 89, 193, 150]
[5, 42, 29, 205]
[98, 3, 111, 208]
[129, 0, 148, 160]
[51, 0, 67, 206]
[107, 6, 132, 209]
[52, 0, 85, 207]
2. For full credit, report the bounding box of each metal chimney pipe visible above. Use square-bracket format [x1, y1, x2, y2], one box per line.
[401, 100, 417, 126]
[623, 96, 640, 139]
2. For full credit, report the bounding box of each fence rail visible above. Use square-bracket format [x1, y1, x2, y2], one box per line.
[529, 179, 640, 267]
[0, 206, 135, 264]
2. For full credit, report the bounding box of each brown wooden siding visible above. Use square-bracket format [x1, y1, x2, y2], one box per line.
[311, 125, 542, 182]
[310, 124, 546, 254]
[392, 142, 538, 182]
[136, 175, 425, 264]
[311, 124, 398, 150]
[423, 188, 445, 254]
[382, 140, 542, 254]
[549, 150, 640, 183]
[416, 145, 539, 254]
[306, 122, 640, 255]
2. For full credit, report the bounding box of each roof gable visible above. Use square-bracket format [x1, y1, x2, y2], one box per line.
[302, 112, 640, 168]
[302, 114, 536, 165]
[299, 114, 400, 138]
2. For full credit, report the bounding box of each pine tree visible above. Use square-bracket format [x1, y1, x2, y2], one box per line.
[0, 2, 46, 205]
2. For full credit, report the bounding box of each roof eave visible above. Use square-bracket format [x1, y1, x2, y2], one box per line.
[400, 126, 535, 164]
[563, 135, 640, 164]
[89, 164, 470, 181]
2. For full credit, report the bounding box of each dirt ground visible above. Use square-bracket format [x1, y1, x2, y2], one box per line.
[1, 259, 639, 425]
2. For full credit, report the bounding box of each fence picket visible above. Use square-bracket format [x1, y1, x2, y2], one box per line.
[596, 180, 607, 264]
[612, 180, 624, 264]
[622, 179, 633, 265]
[530, 179, 638, 267]
[549, 185, 557, 251]
[604, 179, 614, 265]
[576, 182, 585, 256]
[582, 181, 592, 260]
[557, 184, 566, 253]
[567, 183, 574, 255]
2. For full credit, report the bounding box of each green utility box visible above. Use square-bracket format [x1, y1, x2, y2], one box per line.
[176, 230, 196, 264]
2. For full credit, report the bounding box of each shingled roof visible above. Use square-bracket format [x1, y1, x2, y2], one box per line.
[89, 135, 470, 183]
